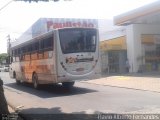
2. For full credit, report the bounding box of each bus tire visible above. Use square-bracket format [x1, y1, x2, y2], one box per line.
[62, 81, 75, 89]
[14, 72, 20, 84]
[32, 73, 39, 89]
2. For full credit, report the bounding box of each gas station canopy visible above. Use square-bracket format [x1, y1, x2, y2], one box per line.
[114, 1, 160, 26]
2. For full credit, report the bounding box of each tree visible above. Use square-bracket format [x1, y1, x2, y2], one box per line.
[0, 53, 8, 65]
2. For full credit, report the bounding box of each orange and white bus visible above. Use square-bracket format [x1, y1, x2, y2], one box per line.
[9, 18, 101, 89]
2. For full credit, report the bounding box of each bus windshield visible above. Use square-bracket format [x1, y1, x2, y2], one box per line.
[59, 28, 97, 54]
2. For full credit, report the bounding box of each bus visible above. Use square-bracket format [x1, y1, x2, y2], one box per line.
[9, 18, 101, 89]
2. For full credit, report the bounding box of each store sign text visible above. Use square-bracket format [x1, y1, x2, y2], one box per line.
[47, 21, 95, 30]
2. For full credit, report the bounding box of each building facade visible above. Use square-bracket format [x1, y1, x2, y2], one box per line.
[100, 28, 127, 74]
[100, 1, 160, 73]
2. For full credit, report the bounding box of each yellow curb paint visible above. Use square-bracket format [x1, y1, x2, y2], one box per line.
[116, 76, 130, 80]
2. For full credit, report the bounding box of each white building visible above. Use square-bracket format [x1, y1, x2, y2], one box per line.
[102, 1, 160, 73]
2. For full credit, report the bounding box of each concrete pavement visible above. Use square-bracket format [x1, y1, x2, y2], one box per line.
[5, 72, 160, 116]
[83, 72, 160, 93]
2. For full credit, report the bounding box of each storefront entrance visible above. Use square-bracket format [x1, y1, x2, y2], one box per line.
[141, 34, 160, 72]
[108, 50, 127, 73]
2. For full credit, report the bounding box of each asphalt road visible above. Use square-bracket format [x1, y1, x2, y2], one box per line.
[1, 72, 160, 119]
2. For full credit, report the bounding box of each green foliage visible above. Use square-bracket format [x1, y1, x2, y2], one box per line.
[0, 53, 8, 64]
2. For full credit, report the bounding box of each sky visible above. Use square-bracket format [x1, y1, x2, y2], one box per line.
[0, 0, 158, 53]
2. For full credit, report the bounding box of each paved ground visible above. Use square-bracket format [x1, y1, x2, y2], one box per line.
[83, 72, 160, 93]
[5, 72, 160, 114]
[5, 81, 160, 114]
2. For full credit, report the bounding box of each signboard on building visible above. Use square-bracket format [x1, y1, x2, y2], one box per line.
[100, 36, 126, 51]
[32, 18, 98, 38]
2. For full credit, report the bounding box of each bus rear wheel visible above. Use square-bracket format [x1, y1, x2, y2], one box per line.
[62, 82, 75, 89]
[32, 73, 39, 89]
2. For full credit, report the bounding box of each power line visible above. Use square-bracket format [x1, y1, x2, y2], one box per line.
[0, 0, 14, 13]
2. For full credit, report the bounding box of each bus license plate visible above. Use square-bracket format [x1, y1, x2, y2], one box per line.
[76, 68, 84, 72]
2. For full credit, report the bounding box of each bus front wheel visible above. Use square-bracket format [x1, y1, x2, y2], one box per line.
[32, 73, 39, 89]
[62, 82, 75, 89]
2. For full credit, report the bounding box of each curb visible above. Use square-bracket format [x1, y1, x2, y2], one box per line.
[4, 86, 23, 113]
[81, 81, 160, 94]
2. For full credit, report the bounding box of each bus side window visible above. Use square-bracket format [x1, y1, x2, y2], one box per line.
[39, 39, 44, 59]
[35, 41, 39, 52]
[17, 48, 20, 62]
[31, 42, 39, 60]
[44, 36, 53, 58]
[21, 46, 26, 61]
[32, 41, 39, 52]
[12, 50, 14, 62]
[40, 39, 44, 51]
[10, 56, 13, 63]
[25, 44, 32, 61]
[20, 47, 24, 61]
[15, 49, 18, 62]
[26, 44, 31, 53]
[44, 37, 53, 51]
[13, 49, 16, 62]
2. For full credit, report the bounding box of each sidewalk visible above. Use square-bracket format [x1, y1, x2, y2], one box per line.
[83, 72, 160, 93]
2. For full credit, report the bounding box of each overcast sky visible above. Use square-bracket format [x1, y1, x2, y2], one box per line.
[0, 0, 158, 53]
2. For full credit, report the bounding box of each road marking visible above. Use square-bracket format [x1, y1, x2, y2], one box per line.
[115, 76, 130, 80]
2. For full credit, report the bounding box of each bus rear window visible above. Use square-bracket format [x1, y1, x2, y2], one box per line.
[59, 28, 97, 54]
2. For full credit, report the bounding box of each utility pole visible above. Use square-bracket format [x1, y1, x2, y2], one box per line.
[7, 35, 11, 64]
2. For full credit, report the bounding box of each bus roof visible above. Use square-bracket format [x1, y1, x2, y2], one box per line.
[11, 30, 54, 49]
